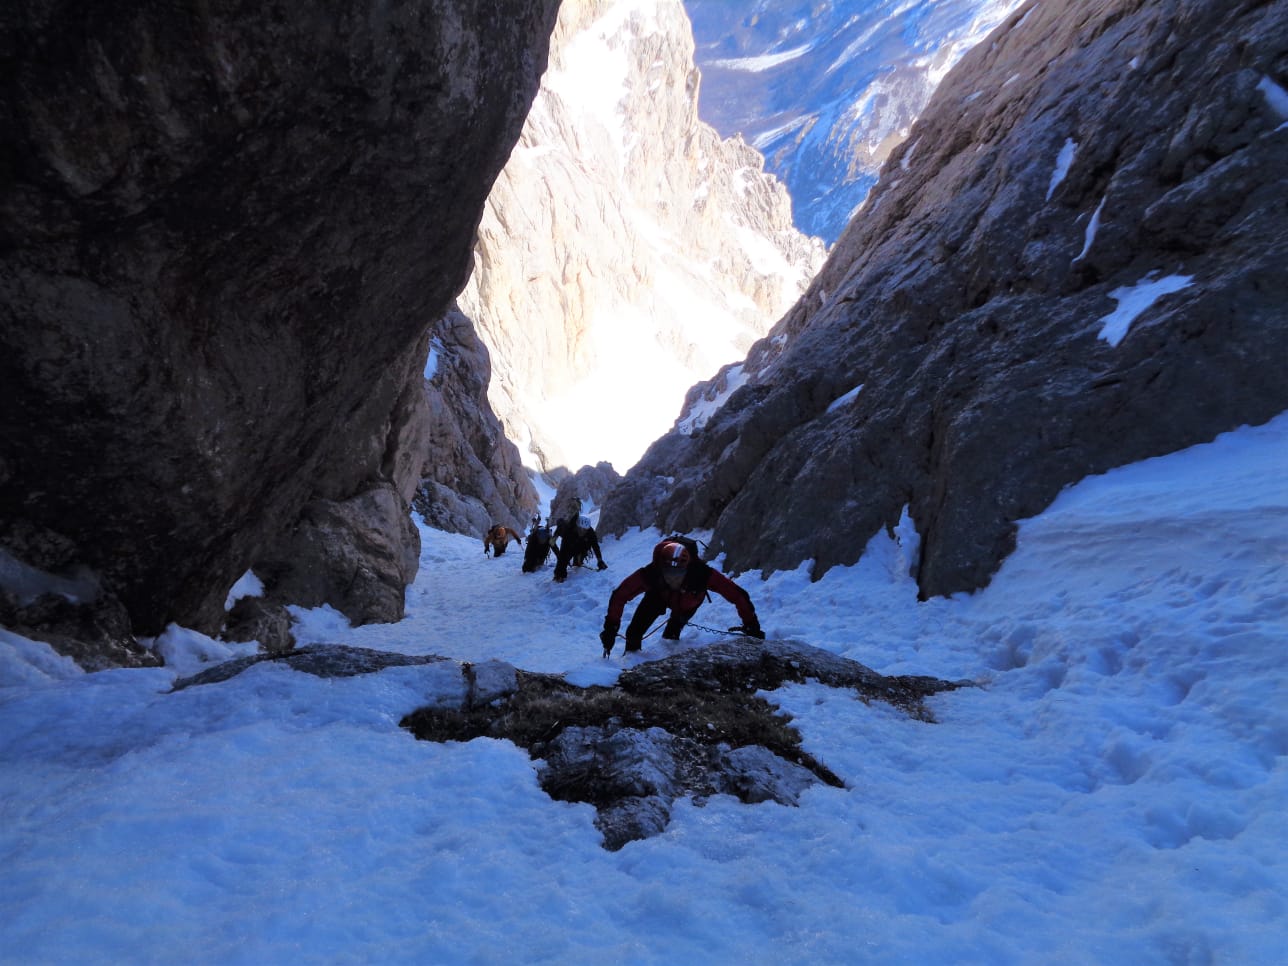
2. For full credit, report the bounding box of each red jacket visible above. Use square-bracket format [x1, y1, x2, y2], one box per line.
[607, 563, 757, 625]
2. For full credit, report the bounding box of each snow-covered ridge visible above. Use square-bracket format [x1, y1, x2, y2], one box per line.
[684, 0, 1028, 242]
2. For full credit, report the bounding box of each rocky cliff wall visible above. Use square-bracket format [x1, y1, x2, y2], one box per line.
[603, 0, 1288, 597]
[0, 0, 561, 657]
[457, 0, 826, 475]
[413, 308, 540, 538]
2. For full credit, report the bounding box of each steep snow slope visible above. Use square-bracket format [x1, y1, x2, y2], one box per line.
[1, 414, 1284, 964]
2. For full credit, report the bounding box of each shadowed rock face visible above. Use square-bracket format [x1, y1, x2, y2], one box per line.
[0, 1, 562, 638]
[548, 462, 621, 529]
[603, 0, 1288, 597]
[413, 307, 539, 538]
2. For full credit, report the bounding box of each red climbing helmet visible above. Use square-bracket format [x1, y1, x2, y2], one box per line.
[653, 540, 691, 570]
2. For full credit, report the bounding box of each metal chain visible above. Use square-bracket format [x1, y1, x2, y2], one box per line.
[685, 621, 728, 635]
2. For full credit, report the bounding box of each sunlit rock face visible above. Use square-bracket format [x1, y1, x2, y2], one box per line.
[0, 0, 561, 650]
[684, 0, 1027, 243]
[604, 0, 1288, 597]
[457, 0, 826, 476]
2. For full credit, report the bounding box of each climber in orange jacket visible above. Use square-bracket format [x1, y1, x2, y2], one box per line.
[483, 524, 524, 557]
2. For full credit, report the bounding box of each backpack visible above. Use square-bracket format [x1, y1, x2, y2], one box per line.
[523, 525, 553, 572]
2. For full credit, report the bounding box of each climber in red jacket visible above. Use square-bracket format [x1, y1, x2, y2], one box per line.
[600, 537, 763, 656]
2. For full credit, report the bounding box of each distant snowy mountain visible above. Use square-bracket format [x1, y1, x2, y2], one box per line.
[458, 0, 824, 476]
[683, 0, 1026, 242]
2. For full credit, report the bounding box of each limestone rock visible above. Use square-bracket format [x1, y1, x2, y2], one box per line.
[0, 0, 561, 659]
[548, 462, 622, 527]
[222, 597, 295, 655]
[458, 0, 826, 474]
[412, 307, 539, 537]
[0, 589, 161, 672]
[256, 483, 420, 627]
[605, 0, 1288, 598]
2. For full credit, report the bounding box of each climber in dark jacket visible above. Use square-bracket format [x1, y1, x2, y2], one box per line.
[553, 515, 607, 582]
[600, 537, 762, 655]
[523, 518, 555, 573]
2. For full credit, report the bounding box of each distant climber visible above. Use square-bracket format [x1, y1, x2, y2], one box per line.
[523, 518, 555, 573]
[553, 514, 607, 582]
[600, 536, 763, 655]
[484, 524, 524, 557]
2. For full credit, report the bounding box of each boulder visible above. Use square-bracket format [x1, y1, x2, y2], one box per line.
[0, 0, 561, 658]
[255, 483, 420, 627]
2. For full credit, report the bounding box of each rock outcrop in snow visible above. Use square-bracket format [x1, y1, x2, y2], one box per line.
[400, 637, 966, 850]
[170, 637, 965, 849]
[457, 0, 826, 475]
[603, 0, 1288, 598]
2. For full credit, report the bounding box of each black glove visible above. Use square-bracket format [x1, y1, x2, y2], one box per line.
[600, 620, 619, 656]
[597, 560, 608, 571]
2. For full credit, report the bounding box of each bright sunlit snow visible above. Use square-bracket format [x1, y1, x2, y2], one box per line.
[1257, 74, 1288, 122]
[2, 415, 1286, 964]
[1074, 194, 1107, 263]
[710, 44, 813, 73]
[1098, 274, 1195, 347]
[826, 384, 864, 413]
[1047, 138, 1077, 201]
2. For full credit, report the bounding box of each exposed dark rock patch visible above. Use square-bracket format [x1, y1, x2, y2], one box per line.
[253, 483, 422, 629]
[164, 639, 965, 850]
[601, 0, 1288, 598]
[0, 588, 161, 671]
[170, 643, 452, 692]
[402, 638, 969, 850]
